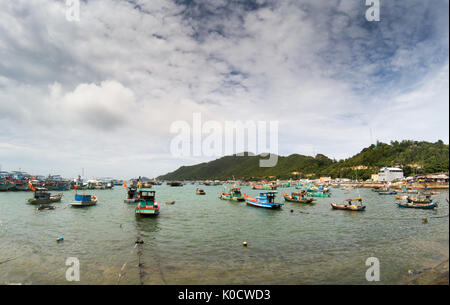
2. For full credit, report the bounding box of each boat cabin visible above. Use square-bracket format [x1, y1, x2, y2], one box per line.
[138, 189, 155, 202]
[34, 191, 51, 200]
[75, 194, 92, 202]
[259, 191, 277, 203]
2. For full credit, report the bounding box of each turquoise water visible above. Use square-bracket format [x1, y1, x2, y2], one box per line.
[0, 186, 448, 284]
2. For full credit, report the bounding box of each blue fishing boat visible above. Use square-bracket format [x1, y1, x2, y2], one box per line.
[70, 193, 98, 206]
[244, 192, 283, 209]
[397, 202, 437, 209]
[378, 190, 397, 195]
[135, 189, 160, 216]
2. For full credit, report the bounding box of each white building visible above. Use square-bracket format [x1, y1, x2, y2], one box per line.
[378, 167, 404, 182]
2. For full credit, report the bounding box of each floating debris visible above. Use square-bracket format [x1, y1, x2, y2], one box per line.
[243, 241, 248, 247]
[56, 236, 64, 242]
[166, 201, 175, 205]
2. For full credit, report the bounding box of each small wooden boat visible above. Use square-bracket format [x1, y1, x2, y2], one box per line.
[124, 186, 139, 203]
[135, 189, 160, 216]
[397, 202, 437, 209]
[167, 181, 183, 187]
[378, 190, 397, 195]
[251, 183, 277, 190]
[331, 197, 366, 211]
[196, 188, 206, 195]
[28, 189, 63, 204]
[309, 191, 330, 198]
[70, 193, 98, 206]
[282, 192, 315, 204]
[244, 192, 283, 209]
[407, 196, 432, 204]
[220, 186, 245, 201]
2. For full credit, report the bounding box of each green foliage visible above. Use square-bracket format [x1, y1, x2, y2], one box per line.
[158, 140, 449, 180]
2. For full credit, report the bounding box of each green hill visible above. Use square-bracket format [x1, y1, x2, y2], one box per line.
[158, 140, 449, 180]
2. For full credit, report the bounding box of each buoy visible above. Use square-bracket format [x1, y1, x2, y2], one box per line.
[56, 236, 64, 242]
[290, 209, 294, 213]
[243, 241, 248, 247]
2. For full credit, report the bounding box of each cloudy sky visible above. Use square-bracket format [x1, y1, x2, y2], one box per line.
[0, 0, 448, 179]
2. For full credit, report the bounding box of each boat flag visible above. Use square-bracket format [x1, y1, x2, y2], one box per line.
[137, 181, 142, 188]
[28, 181, 36, 191]
[123, 180, 127, 188]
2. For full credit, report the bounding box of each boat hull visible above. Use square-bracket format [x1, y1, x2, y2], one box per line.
[70, 200, 97, 207]
[282, 192, 315, 204]
[28, 194, 63, 204]
[135, 201, 160, 216]
[397, 202, 436, 209]
[331, 202, 366, 211]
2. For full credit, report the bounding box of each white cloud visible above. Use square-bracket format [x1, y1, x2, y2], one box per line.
[0, 0, 448, 177]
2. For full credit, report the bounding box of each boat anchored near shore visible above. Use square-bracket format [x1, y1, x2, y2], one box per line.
[135, 189, 160, 216]
[244, 191, 283, 209]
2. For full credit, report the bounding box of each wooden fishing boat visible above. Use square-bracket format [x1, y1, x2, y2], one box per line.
[135, 189, 160, 216]
[196, 188, 206, 195]
[407, 196, 433, 204]
[378, 190, 397, 195]
[167, 181, 183, 187]
[70, 193, 98, 206]
[27, 189, 63, 204]
[282, 192, 315, 204]
[397, 202, 437, 209]
[220, 186, 245, 201]
[244, 192, 283, 209]
[251, 183, 277, 190]
[0, 180, 15, 191]
[124, 186, 139, 203]
[331, 197, 366, 211]
[309, 191, 330, 198]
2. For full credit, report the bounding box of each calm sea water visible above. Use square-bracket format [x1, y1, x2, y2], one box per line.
[0, 185, 448, 284]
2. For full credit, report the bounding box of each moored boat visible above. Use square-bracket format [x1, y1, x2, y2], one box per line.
[397, 202, 437, 209]
[196, 188, 206, 195]
[378, 190, 397, 195]
[282, 192, 315, 204]
[331, 197, 366, 211]
[406, 196, 433, 204]
[167, 181, 183, 187]
[220, 185, 245, 201]
[250, 183, 277, 190]
[309, 191, 330, 198]
[124, 186, 139, 203]
[27, 188, 63, 204]
[70, 190, 98, 207]
[135, 189, 160, 216]
[244, 192, 283, 209]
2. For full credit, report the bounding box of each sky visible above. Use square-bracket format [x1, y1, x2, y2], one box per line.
[0, 0, 448, 179]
